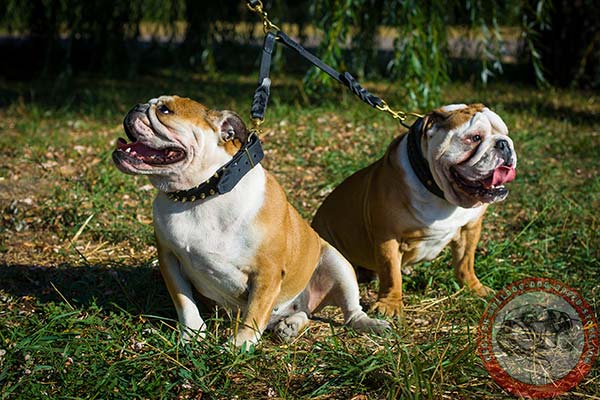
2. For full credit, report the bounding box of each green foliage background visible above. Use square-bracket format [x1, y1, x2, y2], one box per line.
[0, 0, 598, 108]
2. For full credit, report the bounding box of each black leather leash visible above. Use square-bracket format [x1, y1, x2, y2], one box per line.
[277, 31, 384, 107]
[249, 17, 385, 124]
[246, 0, 424, 127]
[246, 0, 443, 200]
[245, 0, 447, 200]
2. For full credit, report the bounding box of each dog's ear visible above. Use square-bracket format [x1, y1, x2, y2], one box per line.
[425, 109, 450, 133]
[420, 110, 446, 137]
[219, 111, 249, 144]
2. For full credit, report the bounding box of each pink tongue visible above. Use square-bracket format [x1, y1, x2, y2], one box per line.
[492, 165, 516, 186]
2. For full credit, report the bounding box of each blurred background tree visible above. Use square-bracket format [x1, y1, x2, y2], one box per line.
[0, 0, 598, 109]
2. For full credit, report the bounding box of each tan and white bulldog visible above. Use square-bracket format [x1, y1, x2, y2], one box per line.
[112, 95, 389, 347]
[312, 104, 517, 316]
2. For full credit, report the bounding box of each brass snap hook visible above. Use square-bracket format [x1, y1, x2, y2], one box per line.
[246, 0, 280, 34]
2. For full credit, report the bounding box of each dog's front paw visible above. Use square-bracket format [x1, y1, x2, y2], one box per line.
[230, 328, 261, 351]
[274, 312, 309, 343]
[371, 294, 403, 317]
[349, 313, 391, 334]
[180, 327, 206, 346]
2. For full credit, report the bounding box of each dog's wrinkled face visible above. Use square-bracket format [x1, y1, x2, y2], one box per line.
[422, 104, 517, 208]
[112, 95, 248, 192]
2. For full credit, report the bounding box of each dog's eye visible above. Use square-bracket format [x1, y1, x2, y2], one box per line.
[471, 134, 482, 143]
[157, 104, 172, 115]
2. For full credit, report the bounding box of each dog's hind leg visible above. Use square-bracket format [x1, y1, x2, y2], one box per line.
[310, 241, 391, 334]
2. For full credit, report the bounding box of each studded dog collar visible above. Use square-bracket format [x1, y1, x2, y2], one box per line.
[167, 133, 264, 202]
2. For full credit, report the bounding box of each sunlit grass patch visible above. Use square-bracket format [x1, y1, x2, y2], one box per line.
[0, 71, 598, 398]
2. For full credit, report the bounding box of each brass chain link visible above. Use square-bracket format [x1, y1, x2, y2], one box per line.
[376, 100, 423, 127]
[246, 0, 280, 34]
[249, 117, 263, 136]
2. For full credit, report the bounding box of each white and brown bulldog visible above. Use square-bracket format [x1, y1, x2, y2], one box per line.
[312, 104, 517, 316]
[112, 95, 389, 347]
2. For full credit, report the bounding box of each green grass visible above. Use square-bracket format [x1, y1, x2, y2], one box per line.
[0, 70, 598, 399]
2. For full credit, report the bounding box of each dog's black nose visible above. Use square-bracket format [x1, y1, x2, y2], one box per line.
[123, 104, 149, 141]
[495, 139, 509, 151]
[134, 103, 150, 112]
[495, 139, 512, 163]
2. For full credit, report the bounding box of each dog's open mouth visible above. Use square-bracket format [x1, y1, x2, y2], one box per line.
[115, 138, 186, 165]
[451, 165, 515, 199]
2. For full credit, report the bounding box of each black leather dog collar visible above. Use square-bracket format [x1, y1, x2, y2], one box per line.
[406, 118, 446, 200]
[167, 133, 264, 202]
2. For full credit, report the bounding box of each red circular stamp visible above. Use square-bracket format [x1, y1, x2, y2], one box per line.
[478, 278, 598, 398]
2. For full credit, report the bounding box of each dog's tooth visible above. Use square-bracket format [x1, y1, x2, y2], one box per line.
[125, 148, 131, 153]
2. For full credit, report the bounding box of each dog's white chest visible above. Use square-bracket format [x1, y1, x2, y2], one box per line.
[394, 137, 486, 264]
[409, 207, 484, 264]
[152, 170, 266, 307]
